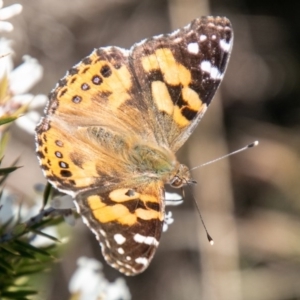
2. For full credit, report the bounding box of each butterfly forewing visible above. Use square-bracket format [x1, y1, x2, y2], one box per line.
[131, 16, 233, 152]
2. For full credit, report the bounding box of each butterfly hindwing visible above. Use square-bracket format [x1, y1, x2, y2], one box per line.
[75, 181, 165, 275]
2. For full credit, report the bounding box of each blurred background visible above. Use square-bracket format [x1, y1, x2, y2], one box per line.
[2, 0, 300, 299]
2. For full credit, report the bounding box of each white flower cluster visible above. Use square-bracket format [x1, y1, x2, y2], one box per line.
[0, 0, 22, 32]
[0, 0, 47, 134]
[0, 1, 53, 246]
[69, 257, 131, 300]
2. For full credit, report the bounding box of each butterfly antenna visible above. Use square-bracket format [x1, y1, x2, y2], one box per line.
[190, 141, 259, 171]
[186, 141, 259, 244]
[185, 183, 214, 245]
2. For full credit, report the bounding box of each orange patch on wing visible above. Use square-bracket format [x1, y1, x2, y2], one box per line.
[151, 81, 173, 115]
[173, 106, 190, 127]
[87, 195, 106, 210]
[141, 48, 191, 86]
[181, 87, 203, 111]
[37, 124, 99, 189]
[93, 203, 136, 225]
[87, 186, 163, 225]
[141, 48, 204, 127]
[56, 51, 133, 113]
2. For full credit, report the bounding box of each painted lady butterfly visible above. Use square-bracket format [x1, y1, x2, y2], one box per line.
[36, 16, 233, 275]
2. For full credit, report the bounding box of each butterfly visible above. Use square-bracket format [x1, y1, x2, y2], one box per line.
[35, 16, 233, 275]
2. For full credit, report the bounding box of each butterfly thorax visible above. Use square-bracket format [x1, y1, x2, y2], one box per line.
[128, 142, 191, 188]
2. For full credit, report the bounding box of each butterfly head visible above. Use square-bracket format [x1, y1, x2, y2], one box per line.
[169, 164, 191, 188]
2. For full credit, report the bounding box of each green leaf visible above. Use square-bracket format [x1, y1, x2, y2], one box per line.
[11, 223, 27, 237]
[42, 183, 53, 209]
[0, 216, 15, 234]
[1, 289, 37, 298]
[0, 132, 9, 158]
[0, 158, 20, 185]
[31, 229, 60, 243]
[0, 74, 8, 100]
[0, 243, 21, 255]
[14, 266, 50, 277]
[30, 214, 63, 229]
[0, 116, 18, 126]
[0, 166, 21, 176]
[13, 240, 51, 257]
[0, 189, 4, 201]
[0, 256, 14, 272]
[10, 243, 36, 260]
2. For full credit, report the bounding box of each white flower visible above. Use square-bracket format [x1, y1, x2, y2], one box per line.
[30, 226, 59, 247]
[50, 194, 76, 226]
[69, 257, 131, 300]
[50, 195, 75, 210]
[0, 0, 22, 32]
[0, 188, 40, 225]
[0, 38, 46, 134]
[0, 188, 17, 224]
[165, 191, 183, 206]
[0, 187, 66, 247]
[163, 211, 174, 232]
[105, 278, 131, 300]
[15, 109, 41, 134]
[9, 55, 43, 95]
[0, 38, 13, 78]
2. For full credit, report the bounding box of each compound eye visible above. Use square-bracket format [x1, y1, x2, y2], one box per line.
[170, 176, 183, 188]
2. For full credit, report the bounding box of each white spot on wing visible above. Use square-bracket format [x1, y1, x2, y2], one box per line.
[210, 67, 222, 80]
[220, 39, 231, 52]
[187, 42, 199, 54]
[135, 257, 148, 266]
[134, 233, 159, 246]
[114, 233, 126, 245]
[153, 34, 163, 39]
[91, 228, 100, 240]
[126, 256, 131, 261]
[81, 215, 89, 226]
[125, 264, 133, 269]
[73, 201, 80, 213]
[170, 29, 180, 36]
[133, 38, 147, 49]
[200, 61, 222, 80]
[100, 229, 106, 237]
[116, 260, 124, 266]
[200, 35, 207, 42]
[183, 23, 191, 30]
[101, 46, 129, 55]
[117, 247, 125, 254]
